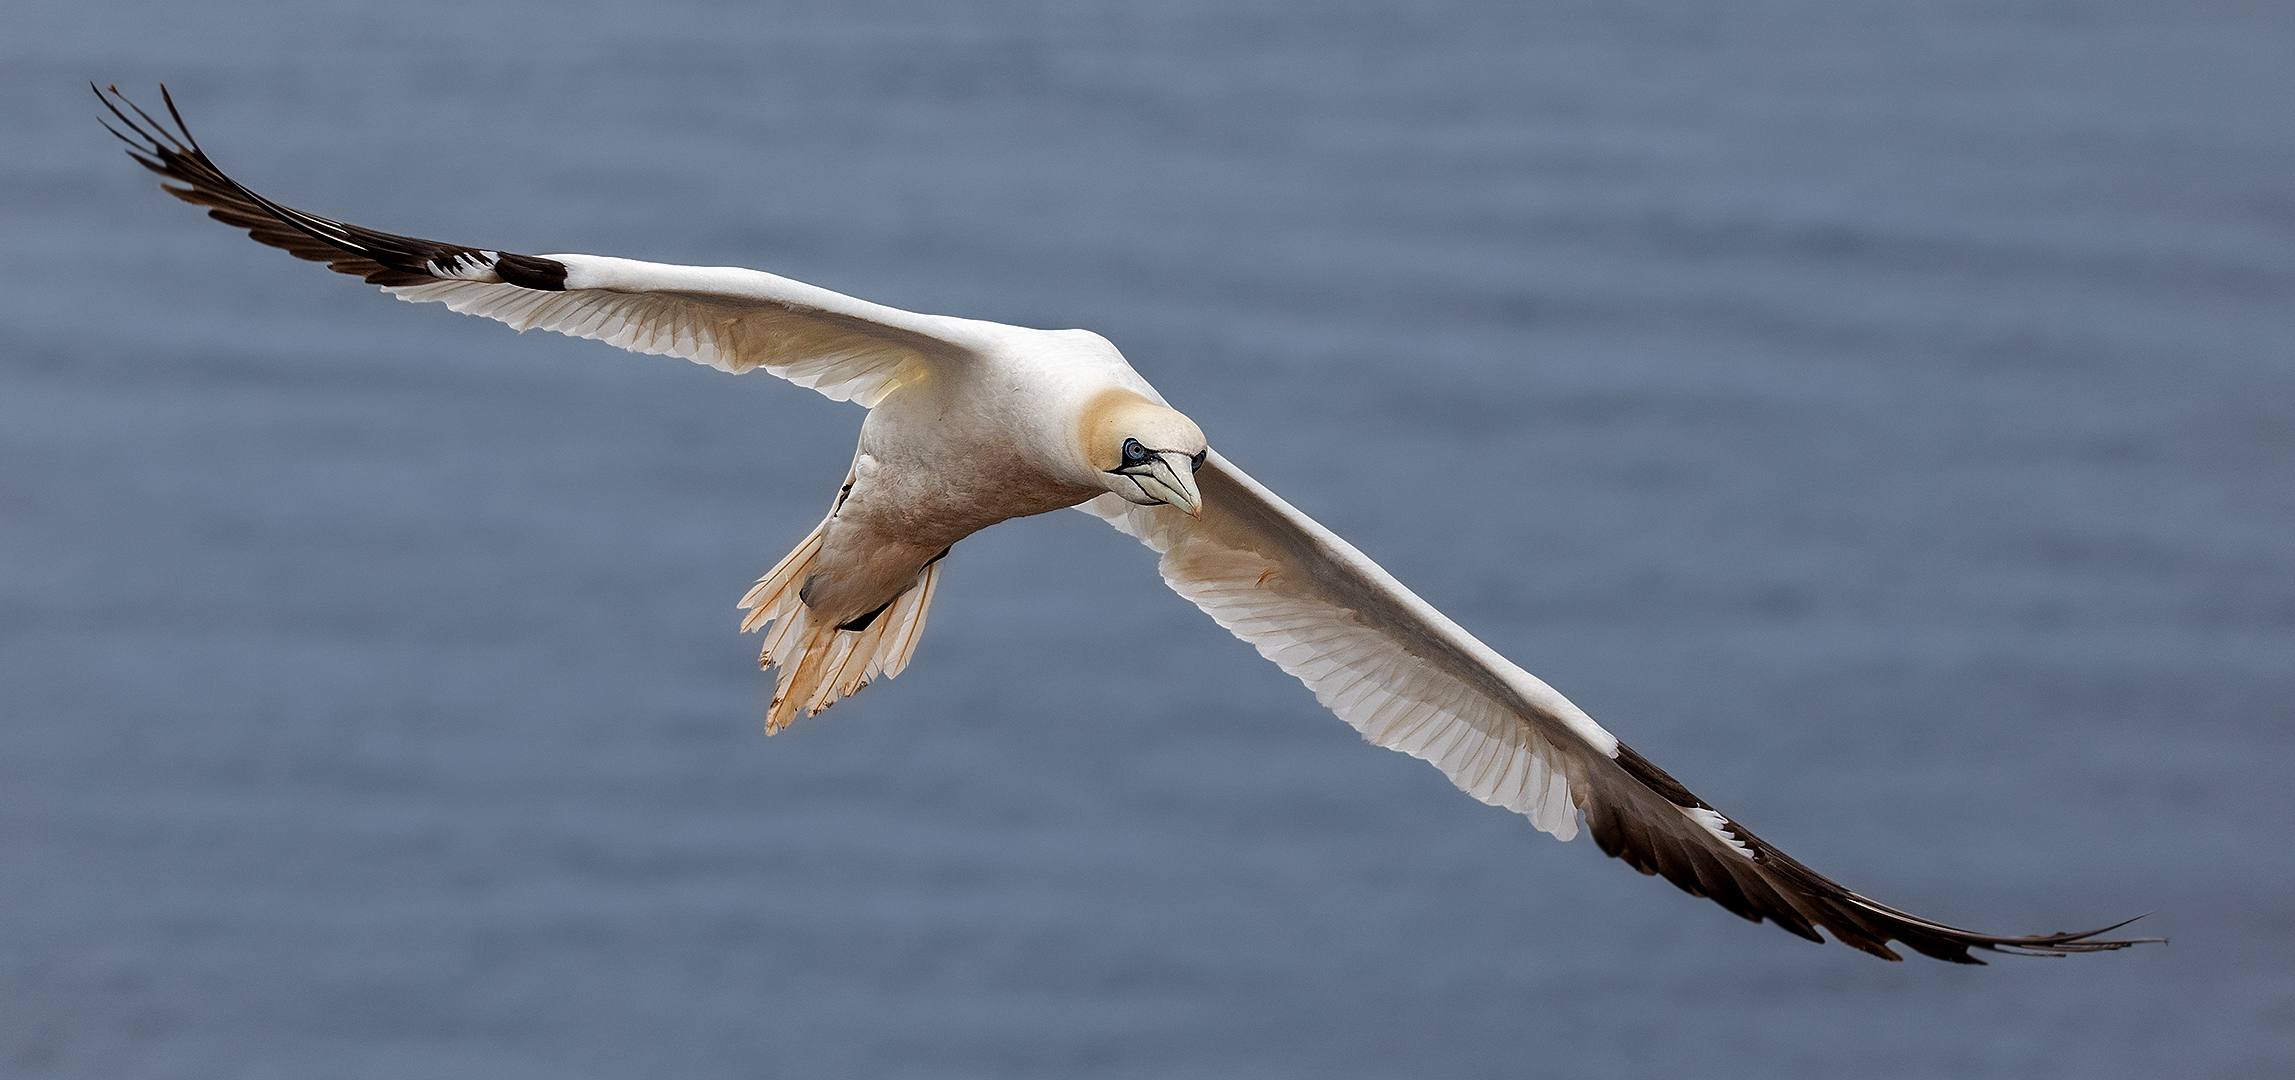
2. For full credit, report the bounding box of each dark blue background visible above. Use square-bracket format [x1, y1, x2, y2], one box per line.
[5, 2, 2288, 1076]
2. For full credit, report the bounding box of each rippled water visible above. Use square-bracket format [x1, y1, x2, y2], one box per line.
[4, 2, 2291, 1076]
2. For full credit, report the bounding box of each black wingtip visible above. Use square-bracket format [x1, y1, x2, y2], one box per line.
[98, 84, 572, 294]
[95, 83, 199, 159]
[108, 83, 188, 155]
[158, 84, 204, 154]
[1982, 913, 2165, 957]
[1598, 739, 2167, 963]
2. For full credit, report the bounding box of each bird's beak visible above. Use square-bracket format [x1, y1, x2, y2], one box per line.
[1131, 451, 1203, 517]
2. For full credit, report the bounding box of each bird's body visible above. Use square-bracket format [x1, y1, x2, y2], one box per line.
[101, 85, 2156, 964]
[741, 323, 1194, 724]
[800, 326, 1127, 627]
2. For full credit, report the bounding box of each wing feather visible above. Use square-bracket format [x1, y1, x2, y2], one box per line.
[1084, 452, 2159, 962]
[100, 85, 974, 407]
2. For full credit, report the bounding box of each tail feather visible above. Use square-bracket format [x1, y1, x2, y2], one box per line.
[738, 516, 943, 732]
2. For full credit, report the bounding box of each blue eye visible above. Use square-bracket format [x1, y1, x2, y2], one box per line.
[1122, 438, 1148, 464]
[1190, 449, 1207, 472]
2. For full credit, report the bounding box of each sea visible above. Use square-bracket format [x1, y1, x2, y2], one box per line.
[3, 2, 2289, 1076]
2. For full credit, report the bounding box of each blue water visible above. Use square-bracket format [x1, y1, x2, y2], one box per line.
[4, 2, 2290, 1076]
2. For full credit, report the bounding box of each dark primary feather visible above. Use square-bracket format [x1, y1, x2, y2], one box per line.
[96, 84, 566, 291]
[1591, 742, 2155, 962]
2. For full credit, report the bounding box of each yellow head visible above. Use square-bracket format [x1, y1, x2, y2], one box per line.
[1080, 389, 1208, 515]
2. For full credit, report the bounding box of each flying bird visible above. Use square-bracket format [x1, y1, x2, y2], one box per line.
[100, 85, 2157, 964]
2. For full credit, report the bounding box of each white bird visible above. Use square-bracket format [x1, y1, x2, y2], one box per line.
[102, 86, 2156, 963]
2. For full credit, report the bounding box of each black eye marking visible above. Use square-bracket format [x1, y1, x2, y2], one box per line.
[1190, 449, 1207, 472]
[1122, 438, 1148, 465]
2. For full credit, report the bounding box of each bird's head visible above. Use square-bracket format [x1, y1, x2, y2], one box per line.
[1080, 390, 1208, 516]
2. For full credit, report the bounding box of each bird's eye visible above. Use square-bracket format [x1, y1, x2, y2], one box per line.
[1122, 438, 1148, 464]
[1190, 449, 1207, 472]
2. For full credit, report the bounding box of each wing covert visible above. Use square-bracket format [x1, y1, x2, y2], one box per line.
[1082, 452, 1618, 840]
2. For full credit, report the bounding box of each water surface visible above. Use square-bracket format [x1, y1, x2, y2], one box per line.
[4, 2, 2290, 1076]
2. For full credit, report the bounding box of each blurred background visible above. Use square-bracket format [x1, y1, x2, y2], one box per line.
[4, 1, 2290, 1076]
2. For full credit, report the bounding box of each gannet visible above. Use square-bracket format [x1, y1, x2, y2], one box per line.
[100, 86, 2158, 964]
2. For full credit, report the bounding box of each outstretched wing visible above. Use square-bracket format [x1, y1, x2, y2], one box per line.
[99, 85, 979, 406]
[1083, 452, 2157, 963]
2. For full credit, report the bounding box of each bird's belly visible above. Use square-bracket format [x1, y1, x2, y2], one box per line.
[798, 450, 1095, 627]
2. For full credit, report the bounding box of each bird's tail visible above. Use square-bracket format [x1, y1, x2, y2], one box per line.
[737, 516, 942, 732]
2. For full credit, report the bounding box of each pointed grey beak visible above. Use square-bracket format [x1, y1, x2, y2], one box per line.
[1130, 451, 1203, 517]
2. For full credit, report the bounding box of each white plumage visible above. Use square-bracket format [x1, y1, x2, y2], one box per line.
[101, 84, 2156, 964]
